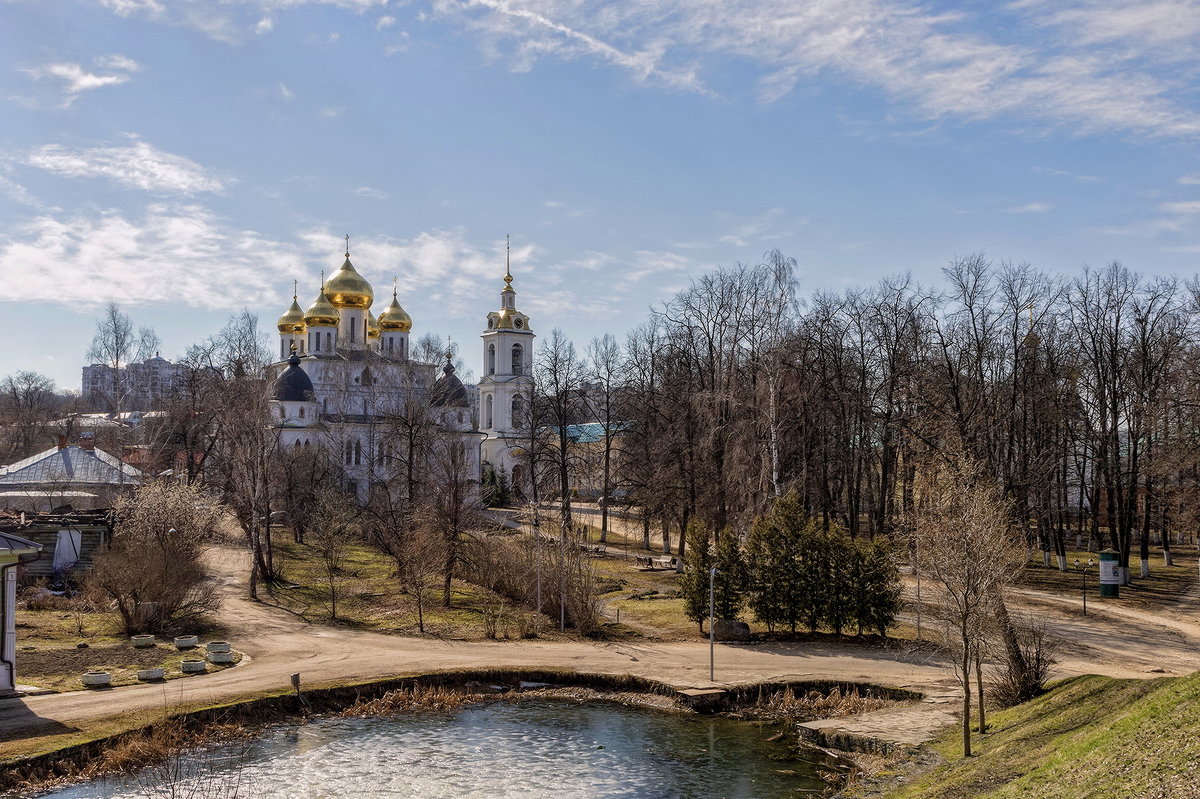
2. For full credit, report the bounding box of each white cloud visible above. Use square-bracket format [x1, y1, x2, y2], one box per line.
[1160, 200, 1200, 215]
[278, 82, 294, 100]
[1005, 202, 1055, 213]
[430, 0, 1200, 137]
[354, 186, 388, 199]
[26, 140, 229, 195]
[0, 204, 296, 309]
[1179, 174, 1200, 185]
[255, 17, 275, 34]
[0, 176, 39, 207]
[94, 54, 141, 72]
[1036, 166, 1100, 182]
[24, 61, 135, 103]
[376, 14, 396, 29]
[101, 0, 165, 16]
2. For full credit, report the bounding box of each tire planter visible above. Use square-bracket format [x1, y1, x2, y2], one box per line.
[137, 667, 165, 681]
[180, 659, 207, 674]
[205, 641, 231, 654]
[131, 634, 156, 648]
[174, 635, 198, 650]
[208, 650, 235, 665]
[82, 671, 111, 688]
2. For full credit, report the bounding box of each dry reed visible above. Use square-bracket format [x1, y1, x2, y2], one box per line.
[341, 685, 476, 716]
[752, 686, 894, 724]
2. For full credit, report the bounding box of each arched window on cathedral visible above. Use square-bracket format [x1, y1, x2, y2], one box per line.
[279, 407, 285, 419]
[325, 332, 332, 351]
[294, 440, 301, 450]
[281, 340, 287, 360]
[349, 319, 357, 343]
[344, 441, 353, 465]
[361, 367, 372, 386]
[488, 344, 496, 375]
[512, 344, 523, 375]
[484, 394, 493, 428]
[299, 406, 305, 419]
[353, 440, 362, 466]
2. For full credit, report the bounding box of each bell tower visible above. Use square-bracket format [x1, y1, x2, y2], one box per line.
[479, 236, 534, 473]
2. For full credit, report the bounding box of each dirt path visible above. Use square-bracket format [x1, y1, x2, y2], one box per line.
[2, 542, 1196, 751]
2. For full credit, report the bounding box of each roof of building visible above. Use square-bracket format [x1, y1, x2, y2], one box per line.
[0, 445, 143, 487]
[0, 530, 41, 556]
[562, 422, 631, 444]
[430, 360, 471, 408]
[273, 353, 315, 402]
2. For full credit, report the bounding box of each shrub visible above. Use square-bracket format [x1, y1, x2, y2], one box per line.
[88, 482, 223, 634]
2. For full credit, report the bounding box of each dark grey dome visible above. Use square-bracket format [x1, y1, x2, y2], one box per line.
[430, 361, 470, 408]
[273, 354, 314, 402]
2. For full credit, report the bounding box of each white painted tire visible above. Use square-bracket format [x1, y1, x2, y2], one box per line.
[82, 671, 111, 687]
[174, 635, 198, 650]
[205, 641, 231, 654]
[208, 651, 235, 664]
[181, 660, 207, 674]
[131, 635, 156, 648]
[137, 667, 165, 681]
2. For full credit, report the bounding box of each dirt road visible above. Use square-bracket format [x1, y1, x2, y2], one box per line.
[1, 542, 1195, 749]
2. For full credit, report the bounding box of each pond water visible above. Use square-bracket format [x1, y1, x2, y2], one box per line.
[41, 699, 829, 798]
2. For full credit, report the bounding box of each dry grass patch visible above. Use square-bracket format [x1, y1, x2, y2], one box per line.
[17, 642, 241, 692]
[268, 540, 567, 640]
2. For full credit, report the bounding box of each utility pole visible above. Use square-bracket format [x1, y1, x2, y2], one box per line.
[709, 565, 719, 682]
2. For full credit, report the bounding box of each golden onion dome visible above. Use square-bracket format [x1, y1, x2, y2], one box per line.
[304, 289, 340, 327]
[277, 297, 306, 333]
[324, 256, 373, 309]
[367, 309, 381, 339]
[378, 293, 413, 332]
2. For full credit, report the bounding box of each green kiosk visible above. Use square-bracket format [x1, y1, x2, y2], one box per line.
[1098, 549, 1120, 598]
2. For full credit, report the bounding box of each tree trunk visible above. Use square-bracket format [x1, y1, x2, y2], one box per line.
[975, 648, 986, 734]
[962, 628, 973, 757]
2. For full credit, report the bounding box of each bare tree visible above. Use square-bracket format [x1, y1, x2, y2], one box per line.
[912, 461, 1023, 757]
[584, 333, 623, 543]
[89, 481, 223, 634]
[307, 488, 359, 621]
[0, 371, 60, 460]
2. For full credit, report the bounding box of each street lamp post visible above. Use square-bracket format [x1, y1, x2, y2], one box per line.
[709, 565, 719, 682]
[909, 538, 921, 641]
[1075, 558, 1094, 616]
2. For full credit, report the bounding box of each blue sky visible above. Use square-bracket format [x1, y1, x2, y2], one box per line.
[3, 0, 1200, 389]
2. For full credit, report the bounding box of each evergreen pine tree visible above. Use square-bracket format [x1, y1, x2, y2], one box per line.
[495, 465, 512, 507]
[824, 530, 854, 635]
[712, 527, 747, 621]
[863, 538, 902, 636]
[679, 519, 713, 633]
[747, 492, 808, 633]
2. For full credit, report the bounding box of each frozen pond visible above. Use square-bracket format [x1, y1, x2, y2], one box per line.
[39, 699, 829, 798]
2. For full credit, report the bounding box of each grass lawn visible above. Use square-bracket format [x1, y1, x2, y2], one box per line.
[267, 540, 565, 641]
[877, 672, 1200, 799]
[1017, 545, 1196, 611]
[14, 592, 237, 692]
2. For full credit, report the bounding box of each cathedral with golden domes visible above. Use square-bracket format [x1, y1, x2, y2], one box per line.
[267, 239, 534, 501]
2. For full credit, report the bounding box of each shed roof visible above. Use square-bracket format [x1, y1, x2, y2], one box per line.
[0, 446, 143, 488]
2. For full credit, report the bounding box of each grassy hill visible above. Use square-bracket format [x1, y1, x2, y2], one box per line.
[879, 672, 1200, 799]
